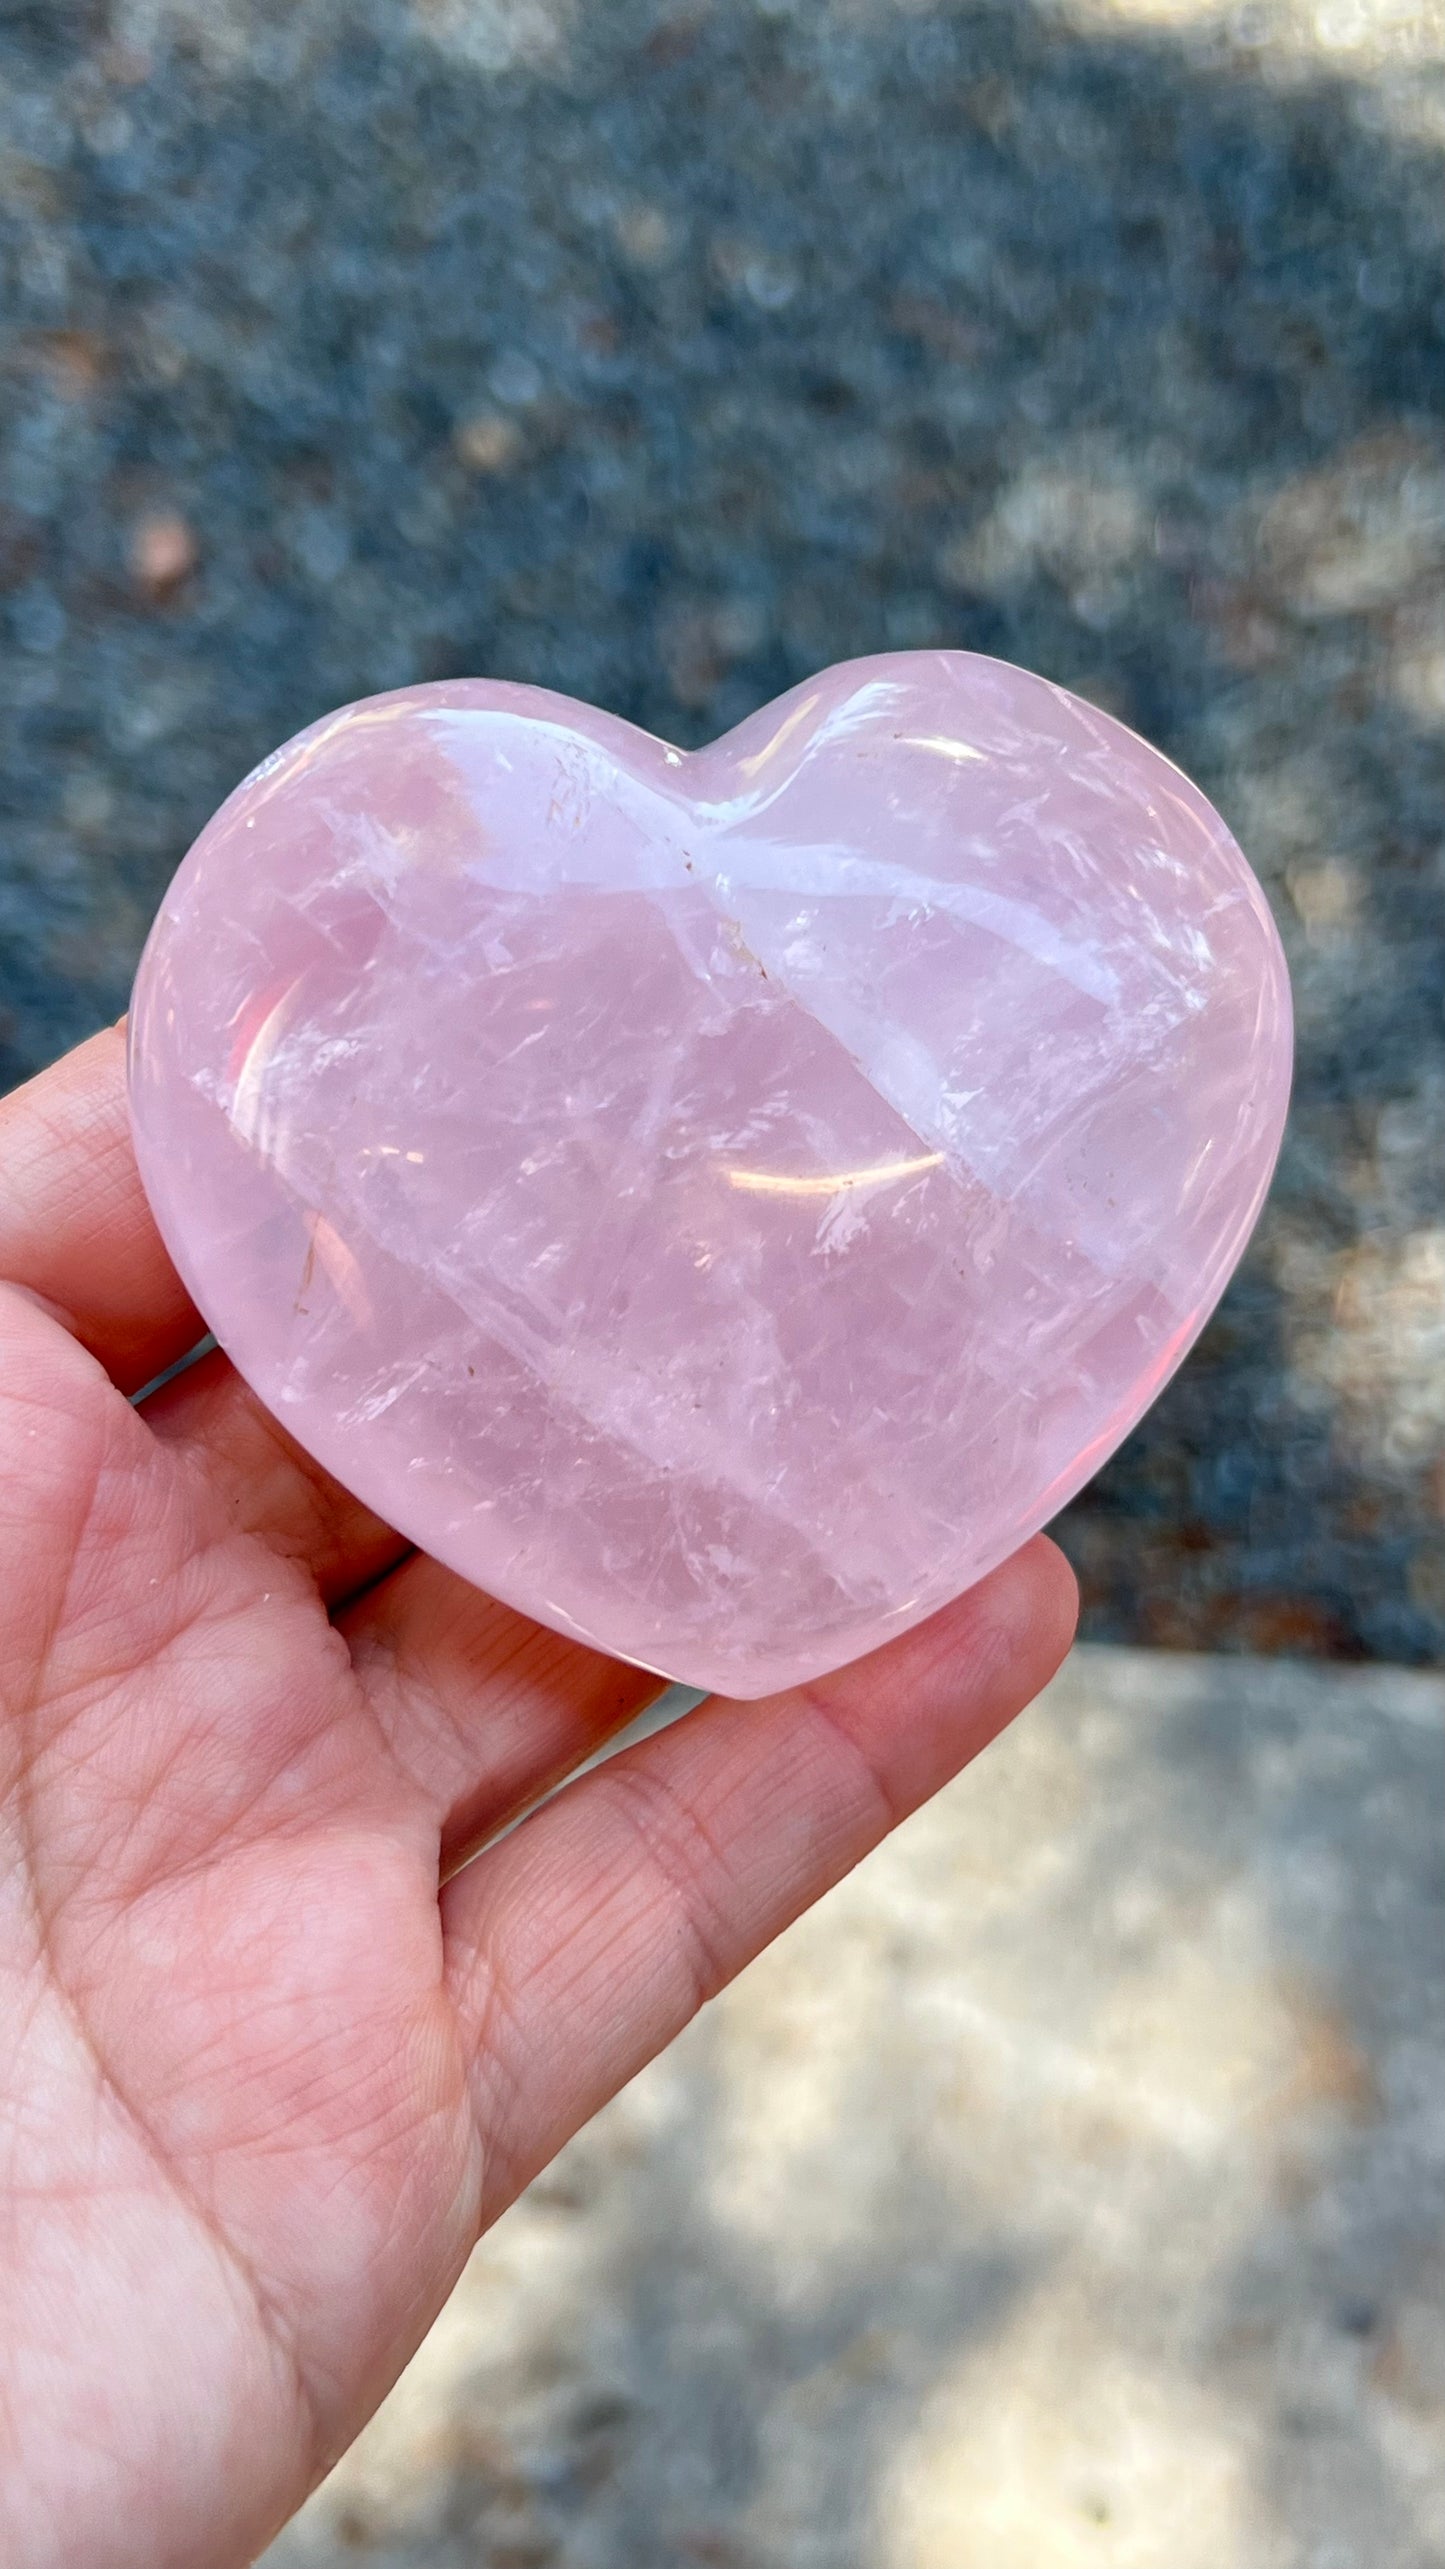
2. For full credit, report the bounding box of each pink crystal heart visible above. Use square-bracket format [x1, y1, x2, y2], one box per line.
[128, 652, 1291, 1698]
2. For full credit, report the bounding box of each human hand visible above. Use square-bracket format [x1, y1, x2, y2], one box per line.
[0, 1027, 1077, 2569]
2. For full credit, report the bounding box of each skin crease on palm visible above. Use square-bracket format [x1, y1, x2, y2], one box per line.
[0, 1023, 1077, 2569]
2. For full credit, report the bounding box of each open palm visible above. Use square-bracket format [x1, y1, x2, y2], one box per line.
[0, 1028, 1075, 2569]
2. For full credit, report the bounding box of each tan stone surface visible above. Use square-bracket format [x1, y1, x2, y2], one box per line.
[264, 1644, 1445, 2567]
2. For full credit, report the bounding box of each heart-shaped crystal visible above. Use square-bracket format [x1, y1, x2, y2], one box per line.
[128, 653, 1291, 1697]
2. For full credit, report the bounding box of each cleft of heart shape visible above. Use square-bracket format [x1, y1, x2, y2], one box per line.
[128, 652, 1292, 1698]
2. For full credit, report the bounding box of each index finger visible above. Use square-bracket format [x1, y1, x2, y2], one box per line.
[0, 1024, 202, 1393]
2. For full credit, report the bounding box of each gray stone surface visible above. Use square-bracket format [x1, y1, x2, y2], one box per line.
[2, 0, 1445, 1661]
[263, 1643, 1445, 2569]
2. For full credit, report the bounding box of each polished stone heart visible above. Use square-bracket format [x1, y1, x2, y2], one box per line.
[128, 653, 1292, 1698]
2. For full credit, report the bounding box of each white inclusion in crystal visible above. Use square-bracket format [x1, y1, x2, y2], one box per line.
[432, 709, 1118, 996]
[721, 844, 1121, 1005]
[285, 1120, 903, 1593]
[348, 1357, 436, 1424]
[816, 1188, 877, 1258]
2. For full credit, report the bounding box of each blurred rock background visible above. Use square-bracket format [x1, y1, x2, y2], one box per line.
[3, 0, 1444, 1660]
[3, 5, 1444, 2560]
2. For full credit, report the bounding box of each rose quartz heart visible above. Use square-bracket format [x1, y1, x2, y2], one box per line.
[128, 653, 1291, 1697]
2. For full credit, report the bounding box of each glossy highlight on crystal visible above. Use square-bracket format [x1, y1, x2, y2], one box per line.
[127, 653, 1293, 1697]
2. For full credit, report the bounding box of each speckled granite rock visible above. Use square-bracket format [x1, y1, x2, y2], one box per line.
[1, 0, 1443, 1658]
[260, 1644, 1445, 2569]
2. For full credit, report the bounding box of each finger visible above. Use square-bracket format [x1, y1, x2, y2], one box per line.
[0, 1027, 410, 1603]
[141, 1345, 411, 1609]
[0, 1024, 201, 1394]
[442, 1535, 1078, 2224]
[342, 1555, 666, 1862]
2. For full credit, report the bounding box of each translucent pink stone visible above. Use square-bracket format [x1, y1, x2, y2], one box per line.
[127, 653, 1292, 1697]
